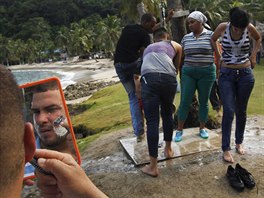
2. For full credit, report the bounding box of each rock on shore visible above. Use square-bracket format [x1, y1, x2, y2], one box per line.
[64, 81, 117, 101]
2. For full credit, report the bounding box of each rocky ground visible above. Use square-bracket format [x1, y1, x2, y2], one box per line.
[23, 115, 264, 198]
[80, 115, 264, 198]
[64, 80, 117, 101]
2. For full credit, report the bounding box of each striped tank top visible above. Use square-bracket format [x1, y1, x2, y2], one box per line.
[221, 23, 250, 64]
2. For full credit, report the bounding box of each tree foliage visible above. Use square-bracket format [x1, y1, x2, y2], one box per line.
[0, 0, 263, 65]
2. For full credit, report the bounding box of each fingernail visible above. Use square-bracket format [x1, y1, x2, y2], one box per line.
[38, 158, 46, 167]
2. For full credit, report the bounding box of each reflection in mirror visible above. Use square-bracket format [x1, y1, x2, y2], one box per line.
[21, 77, 81, 179]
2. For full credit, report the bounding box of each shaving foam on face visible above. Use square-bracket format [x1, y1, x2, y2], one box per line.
[53, 125, 68, 136]
[53, 115, 68, 137]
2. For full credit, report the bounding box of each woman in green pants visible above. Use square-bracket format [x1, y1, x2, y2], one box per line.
[174, 11, 216, 142]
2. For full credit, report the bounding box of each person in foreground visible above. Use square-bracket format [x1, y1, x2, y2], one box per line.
[174, 11, 216, 142]
[35, 149, 107, 198]
[0, 66, 107, 198]
[140, 28, 182, 177]
[211, 7, 261, 163]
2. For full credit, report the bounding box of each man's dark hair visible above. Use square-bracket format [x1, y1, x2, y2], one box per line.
[141, 13, 155, 24]
[153, 27, 168, 40]
[229, 7, 249, 28]
[27, 80, 58, 93]
[0, 66, 24, 189]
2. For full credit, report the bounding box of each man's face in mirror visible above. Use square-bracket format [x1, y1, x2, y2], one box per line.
[31, 89, 66, 147]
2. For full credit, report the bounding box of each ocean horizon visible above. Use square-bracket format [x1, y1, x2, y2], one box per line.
[12, 69, 76, 89]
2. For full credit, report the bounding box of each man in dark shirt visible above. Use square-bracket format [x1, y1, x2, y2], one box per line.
[114, 13, 157, 142]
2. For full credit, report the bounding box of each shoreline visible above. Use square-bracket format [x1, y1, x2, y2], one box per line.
[9, 58, 119, 86]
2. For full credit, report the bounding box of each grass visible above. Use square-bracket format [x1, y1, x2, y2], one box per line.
[72, 60, 264, 153]
[247, 63, 264, 114]
[71, 83, 131, 133]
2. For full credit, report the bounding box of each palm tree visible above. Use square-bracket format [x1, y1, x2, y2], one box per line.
[112, 0, 187, 42]
[68, 22, 94, 56]
[234, 0, 264, 25]
[186, 0, 229, 29]
[25, 39, 38, 64]
[95, 15, 121, 57]
[167, 0, 187, 42]
[0, 34, 9, 65]
[112, 0, 160, 23]
[7, 39, 26, 65]
[56, 26, 70, 54]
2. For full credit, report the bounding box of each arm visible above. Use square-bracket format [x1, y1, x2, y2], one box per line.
[248, 23, 261, 68]
[211, 23, 226, 66]
[134, 74, 141, 99]
[153, 9, 174, 31]
[35, 149, 108, 198]
[178, 51, 184, 79]
[171, 41, 182, 75]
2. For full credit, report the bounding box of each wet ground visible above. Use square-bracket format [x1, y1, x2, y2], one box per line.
[119, 127, 221, 165]
[22, 115, 264, 197]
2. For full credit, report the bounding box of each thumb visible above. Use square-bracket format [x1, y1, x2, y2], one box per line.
[37, 158, 71, 180]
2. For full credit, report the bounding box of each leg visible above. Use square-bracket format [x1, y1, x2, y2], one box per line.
[235, 70, 255, 154]
[125, 80, 144, 136]
[141, 74, 160, 176]
[223, 150, 234, 163]
[218, 70, 236, 162]
[175, 67, 196, 142]
[115, 63, 144, 136]
[160, 75, 177, 157]
[164, 141, 174, 158]
[215, 82, 222, 116]
[196, 65, 215, 138]
[177, 67, 197, 130]
[197, 65, 216, 129]
[209, 81, 221, 111]
[141, 156, 159, 177]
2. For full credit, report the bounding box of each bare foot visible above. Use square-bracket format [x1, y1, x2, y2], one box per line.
[164, 148, 174, 158]
[223, 151, 234, 163]
[236, 144, 246, 155]
[141, 165, 159, 177]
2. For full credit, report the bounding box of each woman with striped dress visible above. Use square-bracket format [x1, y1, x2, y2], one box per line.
[211, 7, 261, 163]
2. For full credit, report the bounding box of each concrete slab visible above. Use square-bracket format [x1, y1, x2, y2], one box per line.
[120, 127, 221, 165]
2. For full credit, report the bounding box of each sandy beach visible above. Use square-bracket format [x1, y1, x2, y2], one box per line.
[9, 58, 119, 86]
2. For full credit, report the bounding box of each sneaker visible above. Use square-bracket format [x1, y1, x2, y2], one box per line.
[174, 130, 183, 142]
[235, 163, 256, 188]
[137, 133, 145, 143]
[226, 165, 245, 192]
[199, 129, 209, 139]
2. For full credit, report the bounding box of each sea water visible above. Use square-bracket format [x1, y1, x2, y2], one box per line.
[12, 70, 76, 88]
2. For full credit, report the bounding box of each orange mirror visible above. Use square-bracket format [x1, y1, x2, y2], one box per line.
[20, 77, 81, 180]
